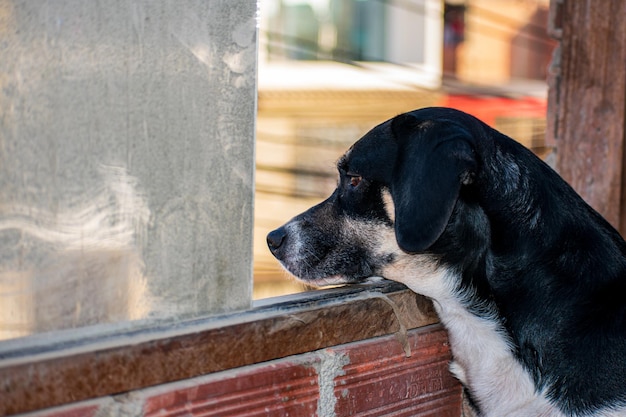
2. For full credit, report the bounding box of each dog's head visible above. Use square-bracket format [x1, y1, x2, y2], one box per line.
[267, 107, 493, 288]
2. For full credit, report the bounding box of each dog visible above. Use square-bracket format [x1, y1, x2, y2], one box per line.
[267, 107, 626, 416]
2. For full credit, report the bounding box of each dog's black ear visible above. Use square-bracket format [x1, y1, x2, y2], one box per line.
[390, 114, 476, 253]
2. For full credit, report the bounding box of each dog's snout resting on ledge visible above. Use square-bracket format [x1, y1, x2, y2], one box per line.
[267, 107, 626, 417]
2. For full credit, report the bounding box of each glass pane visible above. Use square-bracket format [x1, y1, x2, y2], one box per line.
[0, 0, 258, 341]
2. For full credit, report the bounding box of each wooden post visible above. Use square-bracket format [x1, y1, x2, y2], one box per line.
[547, 0, 626, 234]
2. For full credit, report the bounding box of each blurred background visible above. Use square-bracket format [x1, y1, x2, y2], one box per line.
[253, 0, 556, 298]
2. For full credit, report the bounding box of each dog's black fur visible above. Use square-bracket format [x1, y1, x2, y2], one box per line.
[267, 107, 626, 416]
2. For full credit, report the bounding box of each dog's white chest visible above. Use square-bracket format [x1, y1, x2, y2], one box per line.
[438, 301, 562, 416]
[397, 268, 563, 417]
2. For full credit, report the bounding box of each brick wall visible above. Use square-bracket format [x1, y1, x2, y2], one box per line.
[21, 325, 461, 417]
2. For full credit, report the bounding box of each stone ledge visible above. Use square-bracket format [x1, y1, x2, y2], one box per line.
[1, 282, 439, 415]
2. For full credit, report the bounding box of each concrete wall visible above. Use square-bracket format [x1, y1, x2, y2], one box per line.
[0, 0, 257, 339]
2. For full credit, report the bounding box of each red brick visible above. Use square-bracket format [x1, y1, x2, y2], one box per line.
[142, 358, 320, 417]
[333, 324, 462, 416]
[17, 400, 103, 417]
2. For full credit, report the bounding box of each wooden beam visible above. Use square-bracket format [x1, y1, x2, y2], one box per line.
[548, 0, 626, 233]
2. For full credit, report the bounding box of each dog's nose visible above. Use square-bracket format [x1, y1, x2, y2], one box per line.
[267, 227, 287, 253]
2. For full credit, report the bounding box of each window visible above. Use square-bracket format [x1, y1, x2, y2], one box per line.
[261, 0, 442, 85]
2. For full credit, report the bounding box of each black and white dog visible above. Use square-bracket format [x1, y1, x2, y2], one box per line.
[267, 107, 626, 417]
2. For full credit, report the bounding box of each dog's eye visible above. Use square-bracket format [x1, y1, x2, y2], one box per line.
[348, 175, 362, 187]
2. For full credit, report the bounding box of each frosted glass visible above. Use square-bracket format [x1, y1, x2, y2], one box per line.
[0, 0, 257, 340]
